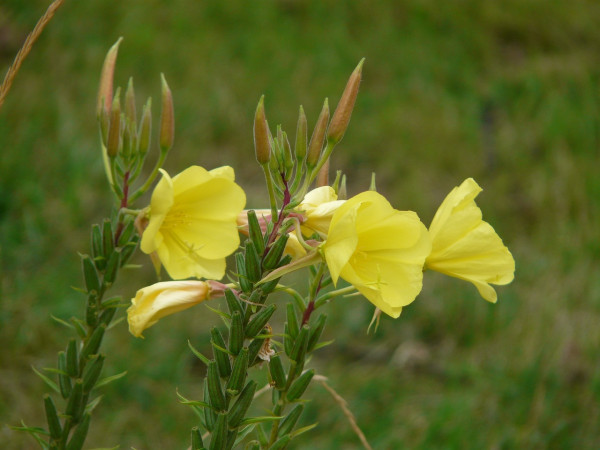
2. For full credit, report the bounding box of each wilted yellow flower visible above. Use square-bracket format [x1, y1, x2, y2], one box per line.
[127, 280, 224, 337]
[299, 186, 345, 238]
[321, 191, 431, 318]
[141, 166, 246, 280]
[425, 178, 515, 302]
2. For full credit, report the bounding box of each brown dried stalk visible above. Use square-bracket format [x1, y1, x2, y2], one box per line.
[314, 374, 373, 450]
[0, 0, 65, 111]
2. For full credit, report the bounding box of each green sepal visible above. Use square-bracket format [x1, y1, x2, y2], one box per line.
[66, 339, 79, 378]
[191, 426, 204, 450]
[307, 314, 327, 352]
[247, 336, 265, 367]
[228, 379, 257, 428]
[91, 224, 105, 270]
[260, 276, 280, 295]
[119, 239, 138, 267]
[246, 210, 265, 255]
[268, 354, 286, 390]
[116, 217, 136, 247]
[228, 311, 244, 356]
[85, 295, 98, 327]
[209, 412, 227, 450]
[225, 429, 239, 450]
[262, 234, 288, 271]
[289, 325, 309, 364]
[43, 395, 62, 441]
[80, 325, 106, 369]
[98, 306, 117, 326]
[207, 361, 226, 412]
[245, 304, 276, 339]
[103, 248, 121, 286]
[82, 354, 105, 393]
[283, 324, 293, 357]
[286, 303, 299, 340]
[65, 413, 90, 450]
[270, 434, 291, 450]
[236, 253, 252, 293]
[57, 352, 72, 398]
[69, 318, 87, 340]
[286, 369, 315, 402]
[226, 347, 248, 395]
[102, 219, 114, 257]
[211, 327, 232, 378]
[244, 241, 262, 283]
[81, 255, 100, 294]
[203, 381, 216, 431]
[225, 289, 244, 317]
[65, 379, 84, 421]
[278, 404, 304, 436]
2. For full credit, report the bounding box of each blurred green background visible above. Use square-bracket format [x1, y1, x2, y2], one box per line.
[1, 0, 599, 448]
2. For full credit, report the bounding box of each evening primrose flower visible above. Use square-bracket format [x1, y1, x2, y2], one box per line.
[299, 186, 345, 238]
[141, 165, 246, 280]
[425, 178, 515, 302]
[127, 280, 226, 337]
[321, 191, 431, 318]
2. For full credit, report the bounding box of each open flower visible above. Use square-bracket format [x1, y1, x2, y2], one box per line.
[299, 186, 345, 238]
[425, 178, 515, 302]
[321, 191, 431, 318]
[141, 165, 246, 280]
[127, 280, 225, 337]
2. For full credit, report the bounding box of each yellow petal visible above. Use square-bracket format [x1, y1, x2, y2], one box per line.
[426, 178, 515, 302]
[141, 169, 174, 254]
[127, 280, 210, 337]
[300, 186, 345, 237]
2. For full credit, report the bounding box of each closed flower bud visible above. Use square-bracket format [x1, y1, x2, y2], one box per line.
[295, 105, 307, 161]
[327, 58, 364, 146]
[106, 88, 121, 158]
[125, 77, 136, 128]
[254, 96, 271, 165]
[137, 98, 152, 156]
[159, 73, 174, 152]
[97, 37, 122, 118]
[306, 98, 329, 168]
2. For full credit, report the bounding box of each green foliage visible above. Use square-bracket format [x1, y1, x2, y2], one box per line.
[2, 0, 600, 448]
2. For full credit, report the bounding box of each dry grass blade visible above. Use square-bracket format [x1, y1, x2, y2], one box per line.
[314, 374, 373, 450]
[0, 0, 65, 111]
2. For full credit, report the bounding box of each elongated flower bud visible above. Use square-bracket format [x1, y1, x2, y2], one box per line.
[316, 157, 329, 187]
[97, 37, 122, 118]
[306, 98, 329, 168]
[327, 58, 364, 146]
[137, 98, 152, 156]
[254, 96, 271, 165]
[125, 77, 136, 126]
[159, 73, 174, 152]
[295, 105, 307, 161]
[106, 88, 121, 157]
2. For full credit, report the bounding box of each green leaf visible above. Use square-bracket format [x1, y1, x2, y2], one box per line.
[204, 304, 231, 321]
[84, 395, 103, 414]
[31, 366, 60, 394]
[106, 316, 125, 331]
[42, 367, 69, 376]
[313, 339, 335, 351]
[95, 370, 127, 389]
[51, 315, 76, 331]
[187, 340, 210, 365]
[291, 422, 318, 438]
[238, 416, 283, 426]
[176, 389, 211, 409]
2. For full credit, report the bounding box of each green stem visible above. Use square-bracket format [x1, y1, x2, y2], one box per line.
[314, 285, 357, 309]
[129, 148, 168, 203]
[262, 163, 278, 220]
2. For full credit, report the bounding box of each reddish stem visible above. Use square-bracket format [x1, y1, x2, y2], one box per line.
[263, 174, 291, 257]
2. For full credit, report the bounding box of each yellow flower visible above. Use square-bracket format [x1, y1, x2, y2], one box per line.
[321, 191, 431, 318]
[299, 186, 345, 238]
[141, 166, 246, 280]
[128, 280, 213, 337]
[425, 178, 515, 302]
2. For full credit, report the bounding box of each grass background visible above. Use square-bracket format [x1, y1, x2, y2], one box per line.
[1, 0, 599, 448]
